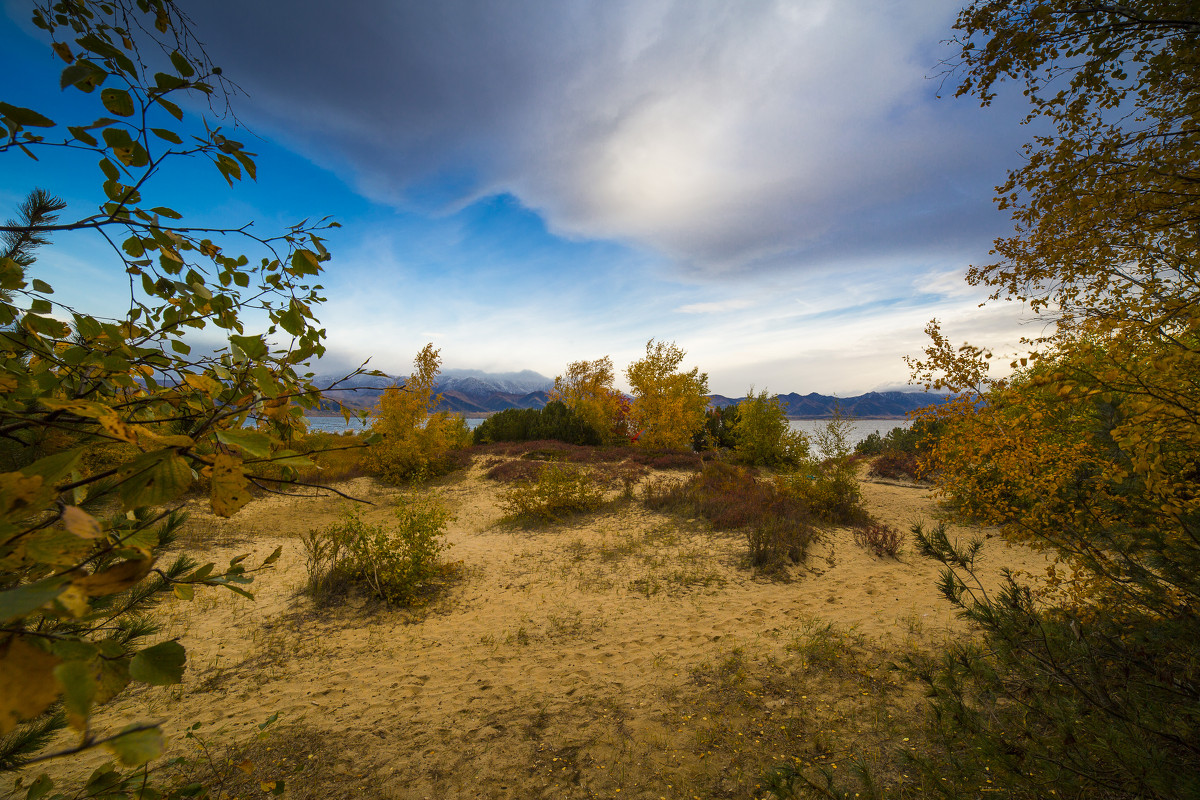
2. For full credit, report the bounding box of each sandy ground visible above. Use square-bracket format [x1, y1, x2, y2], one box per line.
[21, 458, 1049, 800]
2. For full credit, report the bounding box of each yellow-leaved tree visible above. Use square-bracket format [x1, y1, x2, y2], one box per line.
[881, 3, 1200, 798]
[367, 344, 471, 482]
[625, 339, 709, 450]
[548, 356, 631, 444]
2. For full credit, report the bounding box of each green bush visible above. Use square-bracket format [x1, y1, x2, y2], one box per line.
[301, 497, 451, 606]
[498, 463, 607, 521]
[733, 389, 809, 468]
[693, 403, 740, 450]
[473, 401, 606, 446]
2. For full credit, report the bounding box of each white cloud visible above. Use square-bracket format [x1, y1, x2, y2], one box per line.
[675, 299, 754, 314]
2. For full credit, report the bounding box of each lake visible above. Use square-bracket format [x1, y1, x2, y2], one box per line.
[303, 415, 911, 448]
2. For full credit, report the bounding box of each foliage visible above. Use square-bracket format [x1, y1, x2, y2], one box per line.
[625, 339, 709, 450]
[692, 402, 739, 451]
[898, 3, 1200, 797]
[366, 344, 472, 482]
[732, 389, 808, 468]
[773, 416, 869, 527]
[498, 463, 608, 522]
[301, 498, 451, 606]
[642, 462, 817, 571]
[548, 356, 633, 444]
[471, 400, 605, 446]
[854, 417, 942, 457]
[852, 522, 903, 559]
[0, 0, 364, 786]
[865, 449, 922, 482]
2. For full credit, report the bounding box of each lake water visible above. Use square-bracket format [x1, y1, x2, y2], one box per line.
[303, 415, 910, 448]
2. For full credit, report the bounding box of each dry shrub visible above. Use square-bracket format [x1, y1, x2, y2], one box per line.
[868, 450, 923, 481]
[643, 462, 816, 570]
[484, 459, 543, 482]
[625, 448, 706, 470]
[853, 522, 904, 558]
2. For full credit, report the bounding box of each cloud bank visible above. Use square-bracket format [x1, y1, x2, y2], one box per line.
[191, 0, 1020, 278]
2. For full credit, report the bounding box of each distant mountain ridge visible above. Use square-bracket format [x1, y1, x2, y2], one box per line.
[707, 390, 945, 419]
[311, 370, 944, 419]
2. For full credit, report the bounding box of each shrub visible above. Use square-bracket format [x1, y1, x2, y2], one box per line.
[643, 462, 816, 570]
[367, 345, 473, 483]
[499, 463, 608, 521]
[866, 449, 922, 481]
[301, 497, 451, 606]
[733, 389, 809, 468]
[774, 415, 871, 526]
[852, 522, 903, 558]
[472, 401, 606, 446]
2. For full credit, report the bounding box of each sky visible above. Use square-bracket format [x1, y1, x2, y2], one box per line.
[0, 0, 1042, 396]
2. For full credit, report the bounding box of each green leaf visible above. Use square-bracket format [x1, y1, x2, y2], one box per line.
[31, 278, 53, 293]
[169, 50, 195, 78]
[101, 126, 134, 150]
[54, 659, 96, 730]
[124, 236, 146, 258]
[116, 449, 194, 509]
[100, 88, 134, 117]
[104, 725, 164, 767]
[150, 127, 182, 144]
[229, 334, 268, 361]
[23, 773, 53, 800]
[99, 157, 120, 181]
[0, 578, 67, 623]
[151, 206, 183, 220]
[60, 60, 106, 92]
[129, 641, 186, 686]
[30, 299, 52, 315]
[154, 96, 183, 120]
[291, 249, 320, 276]
[67, 125, 98, 145]
[215, 429, 273, 459]
[0, 103, 55, 128]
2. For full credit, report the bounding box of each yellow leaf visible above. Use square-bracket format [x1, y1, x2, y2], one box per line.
[0, 472, 45, 517]
[211, 453, 251, 517]
[0, 638, 62, 734]
[62, 506, 104, 539]
[98, 409, 139, 444]
[238, 759, 254, 775]
[73, 559, 153, 598]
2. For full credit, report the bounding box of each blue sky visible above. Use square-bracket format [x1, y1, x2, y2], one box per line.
[2, 0, 1040, 396]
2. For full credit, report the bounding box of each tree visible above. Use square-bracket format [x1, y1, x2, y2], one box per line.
[624, 339, 709, 450]
[366, 344, 470, 482]
[732, 389, 807, 468]
[548, 356, 632, 444]
[898, 4, 1200, 796]
[0, 0, 367, 792]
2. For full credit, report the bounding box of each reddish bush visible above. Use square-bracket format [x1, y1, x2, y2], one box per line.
[868, 450, 923, 481]
[853, 522, 904, 558]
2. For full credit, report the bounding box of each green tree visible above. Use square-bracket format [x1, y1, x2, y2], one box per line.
[625, 339, 709, 450]
[733, 389, 807, 468]
[0, 0, 367, 792]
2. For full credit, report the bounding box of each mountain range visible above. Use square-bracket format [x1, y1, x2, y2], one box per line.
[311, 370, 946, 419]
